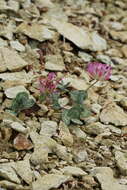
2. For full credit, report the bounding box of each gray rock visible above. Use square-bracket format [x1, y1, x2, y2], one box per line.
[0, 48, 28, 72]
[91, 104, 102, 114]
[32, 174, 70, 190]
[40, 120, 57, 137]
[61, 166, 87, 176]
[70, 126, 87, 140]
[55, 144, 72, 161]
[78, 51, 93, 62]
[50, 19, 107, 51]
[7, 121, 27, 134]
[30, 132, 57, 165]
[115, 151, 127, 176]
[74, 149, 88, 163]
[0, 163, 20, 184]
[45, 54, 65, 71]
[4, 86, 29, 99]
[10, 40, 25, 52]
[84, 122, 109, 135]
[91, 167, 127, 190]
[15, 159, 32, 184]
[16, 22, 56, 42]
[59, 121, 73, 147]
[100, 103, 127, 126]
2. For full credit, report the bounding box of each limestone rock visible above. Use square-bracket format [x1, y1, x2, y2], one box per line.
[40, 120, 57, 137]
[4, 85, 29, 99]
[16, 22, 55, 42]
[78, 51, 93, 62]
[84, 122, 109, 135]
[15, 159, 32, 184]
[32, 174, 70, 190]
[110, 31, 127, 43]
[115, 151, 127, 176]
[91, 167, 127, 190]
[0, 71, 33, 83]
[61, 166, 87, 176]
[59, 121, 73, 147]
[45, 54, 65, 71]
[30, 131, 57, 165]
[50, 19, 107, 51]
[0, 163, 20, 184]
[0, 48, 28, 72]
[74, 149, 88, 163]
[10, 40, 25, 52]
[100, 103, 127, 126]
[62, 76, 88, 90]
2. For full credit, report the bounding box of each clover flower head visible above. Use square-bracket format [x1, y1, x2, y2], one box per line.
[87, 62, 112, 81]
[39, 72, 59, 94]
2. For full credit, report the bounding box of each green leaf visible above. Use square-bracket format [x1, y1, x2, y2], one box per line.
[10, 92, 35, 114]
[62, 109, 71, 125]
[51, 93, 61, 110]
[70, 90, 87, 104]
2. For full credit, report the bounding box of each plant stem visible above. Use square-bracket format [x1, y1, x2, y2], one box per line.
[86, 80, 98, 91]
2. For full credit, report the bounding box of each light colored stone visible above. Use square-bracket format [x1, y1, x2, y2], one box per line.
[4, 85, 29, 99]
[58, 97, 69, 107]
[91, 104, 102, 114]
[15, 159, 32, 184]
[62, 76, 88, 90]
[59, 121, 73, 147]
[100, 103, 127, 126]
[0, 48, 28, 72]
[70, 126, 87, 140]
[0, 71, 34, 83]
[45, 54, 65, 71]
[3, 120, 27, 134]
[55, 144, 72, 161]
[35, 0, 54, 8]
[32, 174, 70, 190]
[78, 51, 93, 62]
[50, 19, 107, 51]
[61, 166, 87, 176]
[16, 22, 55, 42]
[91, 167, 127, 190]
[115, 151, 127, 176]
[74, 149, 88, 163]
[84, 122, 109, 135]
[40, 120, 57, 137]
[0, 180, 28, 190]
[0, 163, 20, 184]
[122, 45, 127, 58]
[30, 131, 57, 165]
[96, 54, 114, 66]
[10, 40, 25, 52]
[0, 38, 8, 47]
[110, 31, 127, 43]
[120, 97, 127, 109]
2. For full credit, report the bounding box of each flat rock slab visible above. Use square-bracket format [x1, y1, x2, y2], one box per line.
[0, 71, 34, 83]
[16, 22, 56, 42]
[115, 151, 127, 176]
[50, 19, 107, 51]
[4, 85, 29, 99]
[32, 174, 70, 190]
[0, 48, 28, 72]
[100, 102, 127, 126]
[91, 167, 127, 190]
[45, 54, 65, 71]
[61, 166, 87, 176]
[15, 159, 32, 184]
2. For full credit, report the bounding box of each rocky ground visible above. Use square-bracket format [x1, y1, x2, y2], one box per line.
[0, 0, 127, 189]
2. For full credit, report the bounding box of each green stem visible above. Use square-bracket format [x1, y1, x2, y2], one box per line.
[86, 80, 98, 91]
